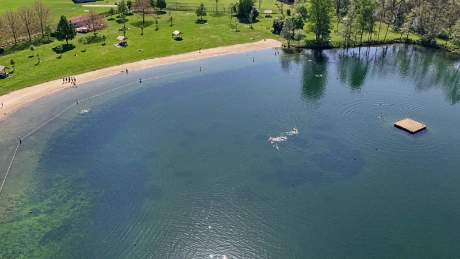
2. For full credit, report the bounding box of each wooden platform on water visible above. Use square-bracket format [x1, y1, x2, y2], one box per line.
[394, 118, 426, 134]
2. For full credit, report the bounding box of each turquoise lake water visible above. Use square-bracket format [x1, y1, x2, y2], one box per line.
[1, 45, 460, 258]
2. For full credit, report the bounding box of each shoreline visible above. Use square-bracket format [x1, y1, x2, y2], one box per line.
[0, 39, 281, 121]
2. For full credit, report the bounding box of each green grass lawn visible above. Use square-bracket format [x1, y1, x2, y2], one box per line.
[0, 0, 94, 19]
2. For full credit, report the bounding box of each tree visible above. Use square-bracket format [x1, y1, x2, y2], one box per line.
[237, 0, 257, 18]
[230, 2, 237, 24]
[215, 0, 220, 13]
[102, 34, 107, 45]
[55, 15, 76, 45]
[10, 59, 15, 70]
[333, 0, 349, 32]
[248, 7, 255, 28]
[294, 30, 305, 46]
[308, 0, 334, 42]
[169, 15, 173, 26]
[341, 1, 358, 47]
[127, 0, 133, 12]
[44, 25, 52, 40]
[409, 0, 449, 43]
[0, 18, 6, 45]
[196, 3, 207, 22]
[272, 18, 283, 34]
[85, 10, 104, 33]
[18, 6, 35, 41]
[134, 0, 151, 24]
[30, 44, 35, 56]
[281, 18, 294, 47]
[356, 0, 375, 43]
[451, 19, 460, 47]
[292, 13, 305, 31]
[156, 0, 167, 11]
[33, 1, 52, 38]
[294, 0, 308, 21]
[383, 0, 405, 41]
[258, 0, 262, 10]
[3, 11, 20, 44]
[442, 0, 460, 44]
[118, 0, 129, 32]
[108, 7, 116, 20]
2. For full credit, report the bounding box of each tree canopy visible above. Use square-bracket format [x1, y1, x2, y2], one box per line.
[237, 0, 258, 18]
[196, 3, 207, 22]
[308, 0, 334, 42]
[55, 15, 76, 45]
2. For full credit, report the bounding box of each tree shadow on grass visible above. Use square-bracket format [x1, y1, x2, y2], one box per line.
[52, 44, 75, 54]
[78, 36, 105, 44]
[115, 19, 130, 24]
[195, 19, 208, 24]
[236, 18, 260, 25]
[131, 20, 154, 28]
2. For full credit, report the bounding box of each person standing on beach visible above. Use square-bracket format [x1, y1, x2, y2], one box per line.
[126, 69, 128, 75]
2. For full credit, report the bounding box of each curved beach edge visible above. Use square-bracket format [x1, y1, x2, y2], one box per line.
[0, 39, 282, 121]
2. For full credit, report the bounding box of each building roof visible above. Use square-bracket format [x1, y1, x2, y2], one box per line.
[69, 16, 89, 24]
[172, 30, 181, 35]
[264, 10, 273, 14]
[0, 65, 6, 71]
[117, 36, 126, 41]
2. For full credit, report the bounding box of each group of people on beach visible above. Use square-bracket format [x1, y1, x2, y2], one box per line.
[63, 76, 77, 88]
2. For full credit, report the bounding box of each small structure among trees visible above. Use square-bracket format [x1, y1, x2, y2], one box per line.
[0, 65, 9, 78]
[264, 10, 272, 17]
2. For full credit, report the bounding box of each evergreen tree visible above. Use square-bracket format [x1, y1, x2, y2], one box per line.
[308, 0, 334, 42]
[237, 0, 257, 18]
[156, 0, 167, 10]
[55, 15, 76, 45]
[196, 3, 207, 22]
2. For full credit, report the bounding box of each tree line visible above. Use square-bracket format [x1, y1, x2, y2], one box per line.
[0, 1, 53, 46]
[276, 0, 460, 49]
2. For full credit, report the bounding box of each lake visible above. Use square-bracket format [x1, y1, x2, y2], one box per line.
[0, 44, 460, 258]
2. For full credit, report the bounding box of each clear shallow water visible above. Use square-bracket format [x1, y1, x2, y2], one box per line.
[1, 45, 460, 258]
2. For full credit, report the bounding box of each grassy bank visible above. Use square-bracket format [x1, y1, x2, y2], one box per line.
[0, 0, 428, 96]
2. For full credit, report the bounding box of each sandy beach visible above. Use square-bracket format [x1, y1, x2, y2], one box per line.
[0, 39, 281, 120]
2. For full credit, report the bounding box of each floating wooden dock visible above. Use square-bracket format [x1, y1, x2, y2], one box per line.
[394, 118, 426, 134]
